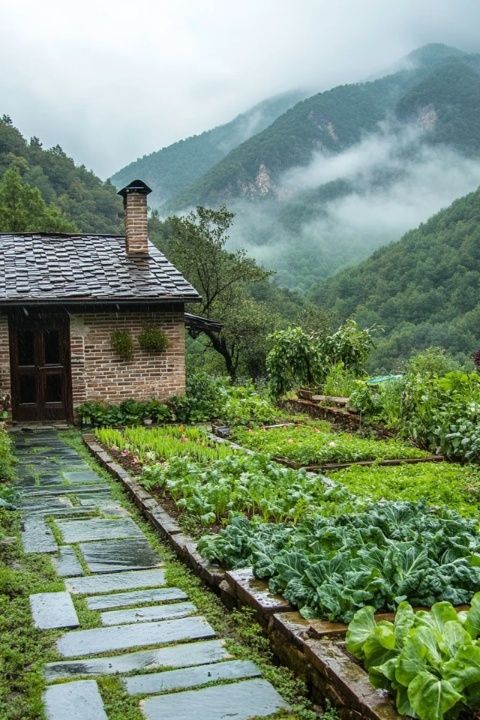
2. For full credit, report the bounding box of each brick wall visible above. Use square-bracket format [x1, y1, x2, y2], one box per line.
[124, 192, 148, 254]
[70, 309, 186, 409]
[0, 313, 11, 403]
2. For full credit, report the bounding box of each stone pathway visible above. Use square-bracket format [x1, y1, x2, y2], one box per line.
[14, 429, 289, 720]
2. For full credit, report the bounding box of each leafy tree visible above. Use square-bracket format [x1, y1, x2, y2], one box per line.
[0, 166, 77, 232]
[158, 206, 272, 379]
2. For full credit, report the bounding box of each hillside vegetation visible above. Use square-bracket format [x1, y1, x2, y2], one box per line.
[312, 185, 480, 369]
[110, 90, 306, 208]
[0, 115, 121, 233]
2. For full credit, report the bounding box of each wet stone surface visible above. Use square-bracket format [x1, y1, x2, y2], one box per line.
[62, 470, 103, 483]
[30, 592, 79, 630]
[53, 546, 84, 578]
[141, 678, 289, 720]
[100, 601, 197, 626]
[44, 680, 107, 720]
[22, 516, 58, 554]
[124, 659, 261, 696]
[79, 537, 161, 573]
[86, 586, 188, 610]
[56, 517, 144, 543]
[57, 616, 216, 657]
[65, 568, 166, 595]
[45, 639, 231, 681]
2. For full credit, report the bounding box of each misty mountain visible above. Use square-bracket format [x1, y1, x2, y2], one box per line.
[312, 184, 480, 370]
[110, 90, 306, 206]
[160, 43, 480, 290]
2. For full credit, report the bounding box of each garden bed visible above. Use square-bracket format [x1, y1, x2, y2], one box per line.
[83, 434, 401, 720]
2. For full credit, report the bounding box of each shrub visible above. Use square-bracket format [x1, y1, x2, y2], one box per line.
[138, 326, 168, 353]
[76, 398, 173, 427]
[323, 361, 359, 397]
[0, 427, 14, 482]
[404, 346, 463, 378]
[111, 329, 133, 361]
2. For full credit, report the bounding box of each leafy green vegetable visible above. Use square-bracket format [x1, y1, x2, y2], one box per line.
[347, 596, 480, 719]
[199, 503, 480, 622]
[233, 423, 430, 466]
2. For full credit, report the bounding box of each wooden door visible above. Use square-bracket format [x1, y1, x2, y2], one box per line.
[10, 313, 72, 422]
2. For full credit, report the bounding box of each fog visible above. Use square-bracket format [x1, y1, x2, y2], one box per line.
[228, 125, 480, 289]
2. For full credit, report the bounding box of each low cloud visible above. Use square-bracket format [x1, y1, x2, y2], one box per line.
[228, 124, 480, 289]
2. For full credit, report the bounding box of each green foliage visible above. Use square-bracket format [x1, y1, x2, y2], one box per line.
[405, 346, 464, 378]
[266, 327, 325, 397]
[267, 321, 374, 398]
[314, 184, 480, 370]
[95, 425, 232, 465]
[0, 165, 77, 232]
[0, 117, 121, 233]
[346, 596, 480, 719]
[199, 502, 480, 622]
[349, 378, 404, 428]
[0, 427, 14, 482]
[323, 362, 359, 397]
[111, 329, 134, 361]
[331, 462, 480, 520]
[138, 326, 168, 353]
[138, 454, 359, 527]
[232, 423, 429, 466]
[76, 398, 173, 426]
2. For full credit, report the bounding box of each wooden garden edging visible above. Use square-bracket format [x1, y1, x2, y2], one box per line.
[83, 433, 401, 720]
[273, 454, 445, 472]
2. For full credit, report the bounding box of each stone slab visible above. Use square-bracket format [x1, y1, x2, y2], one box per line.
[124, 659, 261, 696]
[53, 547, 84, 578]
[225, 568, 292, 616]
[43, 679, 107, 720]
[141, 678, 289, 720]
[19, 485, 110, 497]
[101, 601, 197, 626]
[86, 587, 187, 610]
[63, 470, 102, 483]
[56, 517, 143, 543]
[29, 591, 79, 630]
[79, 538, 161, 573]
[57, 616, 216, 657]
[45, 639, 231, 681]
[65, 568, 166, 595]
[22, 517, 58, 554]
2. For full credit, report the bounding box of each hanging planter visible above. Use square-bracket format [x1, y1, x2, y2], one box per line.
[111, 329, 134, 361]
[138, 326, 169, 353]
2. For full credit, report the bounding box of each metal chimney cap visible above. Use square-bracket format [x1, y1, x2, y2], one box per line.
[118, 179, 152, 198]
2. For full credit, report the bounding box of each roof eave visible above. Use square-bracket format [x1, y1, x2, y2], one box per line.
[0, 295, 202, 308]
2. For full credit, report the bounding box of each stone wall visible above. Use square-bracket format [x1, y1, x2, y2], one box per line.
[70, 309, 186, 409]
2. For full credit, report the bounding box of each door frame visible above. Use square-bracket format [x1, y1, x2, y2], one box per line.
[9, 310, 73, 423]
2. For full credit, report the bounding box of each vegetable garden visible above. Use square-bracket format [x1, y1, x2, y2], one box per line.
[89, 336, 480, 720]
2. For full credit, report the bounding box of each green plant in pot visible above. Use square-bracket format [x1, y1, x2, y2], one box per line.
[138, 326, 169, 353]
[111, 329, 134, 361]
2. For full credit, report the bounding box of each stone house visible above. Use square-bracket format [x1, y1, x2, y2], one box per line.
[0, 180, 202, 422]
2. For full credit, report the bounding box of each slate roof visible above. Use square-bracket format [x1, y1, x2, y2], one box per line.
[0, 234, 201, 305]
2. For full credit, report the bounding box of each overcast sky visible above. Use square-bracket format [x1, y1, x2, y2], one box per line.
[1, 0, 479, 178]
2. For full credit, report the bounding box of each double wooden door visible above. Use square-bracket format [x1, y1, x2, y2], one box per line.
[9, 313, 72, 422]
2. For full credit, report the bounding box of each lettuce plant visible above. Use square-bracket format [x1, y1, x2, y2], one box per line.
[347, 595, 480, 719]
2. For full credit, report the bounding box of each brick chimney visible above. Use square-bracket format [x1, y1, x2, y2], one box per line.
[118, 179, 152, 255]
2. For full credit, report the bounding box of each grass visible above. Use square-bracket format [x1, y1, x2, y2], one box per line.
[232, 422, 431, 466]
[331, 461, 480, 519]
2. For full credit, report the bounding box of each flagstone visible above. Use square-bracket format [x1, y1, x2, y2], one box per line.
[22, 516, 58, 553]
[124, 659, 261, 696]
[86, 587, 187, 610]
[63, 470, 102, 483]
[141, 678, 289, 720]
[65, 568, 166, 594]
[44, 639, 231, 681]
[101, 601, 196, 625]
[56, 517, 143, 543]
[53, 547, 84, 578]
[30, 592, 79, 630]
[43, 680, 107, 720]
[57, 616, 215, 657]
[79, 537, 161, 573]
